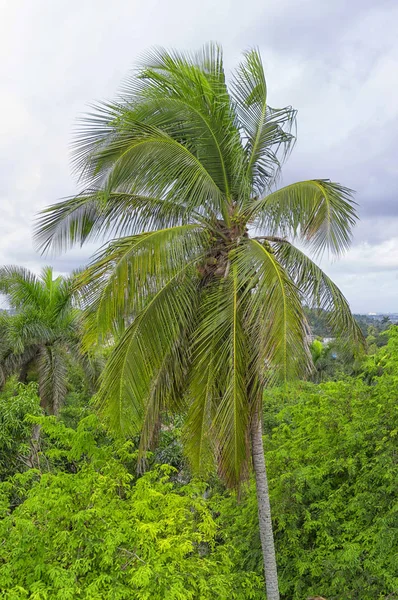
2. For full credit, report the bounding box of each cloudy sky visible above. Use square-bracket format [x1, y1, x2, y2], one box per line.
[1, 0, 397, 313]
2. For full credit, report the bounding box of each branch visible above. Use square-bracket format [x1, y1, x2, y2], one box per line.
[117, 546, 146, 564]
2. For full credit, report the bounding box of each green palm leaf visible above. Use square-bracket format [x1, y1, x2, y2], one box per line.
[248, 179, 357, 255]
[271, 239, 364, 344]
[118, 44, 243, 201]
[95, 263, 199, 442]
[235, 239, 311, 383]
[79, 224, 207, 346]
[0, 266, 46, 311]
[37, 344, 68, 415]
[35, 188, 205, 256]
[186, 274, 249, 488]
[0, 267, 93, 413]
[231, 49, 296, 198]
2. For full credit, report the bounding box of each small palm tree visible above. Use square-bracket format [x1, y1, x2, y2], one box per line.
[0, 266, 89, 415]
[35, 45, 362, 598]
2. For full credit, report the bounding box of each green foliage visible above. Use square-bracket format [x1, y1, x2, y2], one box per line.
[306, 309, 392, 352]
[0, 381, 41, 480]
[307, 318, 394, 383]
[0, 267, 95, 414]
[309, 338, 363, 382]
[310, 339, 323, 363]
[354, 314, 391, 345]
[214, 334, 398, 599]
[268, 380, 398, 598]
[2, 332, 398, 597]
[0, 412, 262, 599]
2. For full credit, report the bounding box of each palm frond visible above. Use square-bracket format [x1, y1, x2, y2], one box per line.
[213, 269, 250, 487]
[118, 43, 243, 201]
[186, 274, 250, 488]
[40, 266, 57, 293]
[95, 124, 225, 213]
[0, 322, 39, 388]
[75, 350, 106, 393]
[0, 266, 46, 311]
[184, 281, 225, 477]
[34, 190, 190, 255]
[71, 102, 226, 220]
[6, 312, 53, 352]
[78, 224, 207, 346]
[233, 239, 311, 383]
[231, 49, 296, 198]
[248, 179, 358, 255]
[95, 264, 199, 441]
[51, 271, 79, 322]
[271, 239, 364, 345]
[138, 318, 194, 460]
[37, 344, 68, 414]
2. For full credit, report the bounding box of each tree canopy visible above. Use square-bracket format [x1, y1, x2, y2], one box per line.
[0, 267, 96, 414]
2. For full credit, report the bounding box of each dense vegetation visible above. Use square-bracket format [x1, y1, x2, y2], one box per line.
[0, 330, 397, 598]
[307, 309, 393, 382]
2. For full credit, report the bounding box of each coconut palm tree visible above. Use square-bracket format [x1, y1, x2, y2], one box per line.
[35, 45, 362, 599]
[0, 266, 91, 415]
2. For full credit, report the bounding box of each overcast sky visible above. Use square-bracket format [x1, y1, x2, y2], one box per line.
[1, 0, 397, 313]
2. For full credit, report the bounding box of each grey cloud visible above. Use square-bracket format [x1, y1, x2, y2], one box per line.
[1, 0, 398, 313]
[350, 218, 398, 247]
[4, 245, 95, 274]
[249, 0, 397, 63]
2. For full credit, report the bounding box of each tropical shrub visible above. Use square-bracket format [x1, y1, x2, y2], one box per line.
[0, 413, 263, 599]
[215, 333, 398, 599]
[0, 381, 41, 480]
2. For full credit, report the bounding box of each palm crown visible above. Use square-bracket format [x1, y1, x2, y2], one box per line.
[35, 44, 361, 486]
[0, 266, 87, 414]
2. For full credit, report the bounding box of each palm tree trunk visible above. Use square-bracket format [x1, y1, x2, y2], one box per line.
[18, 362, 29, 384]
[251, 408, 280, 600]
